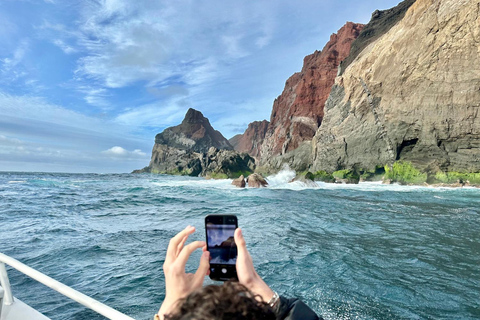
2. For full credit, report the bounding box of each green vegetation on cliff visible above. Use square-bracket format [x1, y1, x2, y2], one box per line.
[310, 171, 335, 182]
[434, 172, 480, 185]
[333, 169, 359, 180]
[384, 161, 427, 185]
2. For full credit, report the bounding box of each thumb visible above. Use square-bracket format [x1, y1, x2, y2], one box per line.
[193, 251, 210, 287]
[234, 228, 247, 256]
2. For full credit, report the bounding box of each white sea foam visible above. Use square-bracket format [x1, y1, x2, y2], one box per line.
[8, 180, 26, 183]
[148, 171, 479, 193]
[151, 177, 234, 189]
[265, 165, 297, 187]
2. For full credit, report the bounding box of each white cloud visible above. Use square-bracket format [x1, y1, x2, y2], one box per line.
[80, 87, 110, 108]
[70, 0, 277, 90]
[1, 40, 28, 70]
[115, 98, 187, 128]
[0, 135, 23, 146]
[102, 146, 147, 158]
[53, 39, 77, 54]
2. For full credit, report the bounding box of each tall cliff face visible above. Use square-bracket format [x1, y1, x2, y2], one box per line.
[259, 22, 364, 168]
[155, 108, 232, 153]
[229, 120, 269, 158]
[312, 0, 480, 173]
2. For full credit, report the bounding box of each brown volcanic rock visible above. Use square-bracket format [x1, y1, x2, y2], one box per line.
[229, 120, 269, 158]
[231, 175, 246, 188]
[155, 108, 233, 153]
[246, 173, 268, 188]
[259, 22, 364, 166]
[312, 0, 480, 173]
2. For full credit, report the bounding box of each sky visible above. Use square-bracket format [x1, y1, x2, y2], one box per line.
[0, 0, 403, 173]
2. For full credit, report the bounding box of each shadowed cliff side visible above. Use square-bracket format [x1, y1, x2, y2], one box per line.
[229, 120, 269, 160]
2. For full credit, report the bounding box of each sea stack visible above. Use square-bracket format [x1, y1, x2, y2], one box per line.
[135, 108, 255, 178]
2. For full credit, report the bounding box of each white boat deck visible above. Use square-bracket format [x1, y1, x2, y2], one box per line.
[0, 289, 50, 320]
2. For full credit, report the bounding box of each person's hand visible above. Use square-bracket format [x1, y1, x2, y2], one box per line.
[158, 226, 210, 319]
[234, 228, 274, 303]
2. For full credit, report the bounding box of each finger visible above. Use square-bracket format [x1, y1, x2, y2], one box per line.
[235, 228, 257, 285]
[234, 228, 248, 257]
[193, 251, 210, 287]
[176, 240, 206, 269]
[166, 226, 195, 262]
[176, 235, 189, 257]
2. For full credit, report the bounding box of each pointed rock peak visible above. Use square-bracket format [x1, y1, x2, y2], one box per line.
[154, 108, 233, 153]
[182, 108, 209, 125]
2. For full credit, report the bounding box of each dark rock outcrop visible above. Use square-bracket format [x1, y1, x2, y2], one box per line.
[258, 22, 364, 171]
[136, 109, 255, 178]
[155, 108, 233, 153]
[229, 120, 269, 159]
[203, 147, 255, 179]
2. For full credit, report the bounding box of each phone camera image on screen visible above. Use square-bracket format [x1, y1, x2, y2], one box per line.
[205, 215, 238, 281]
[206, 223, 237, 265]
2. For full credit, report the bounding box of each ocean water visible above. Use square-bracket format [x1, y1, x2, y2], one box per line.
[1, 171, 479, 320]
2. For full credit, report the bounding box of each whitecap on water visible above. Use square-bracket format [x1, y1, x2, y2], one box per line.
[8, 180, 26, 183]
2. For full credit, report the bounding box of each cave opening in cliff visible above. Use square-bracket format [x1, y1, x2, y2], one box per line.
[396, 138, 419, 160]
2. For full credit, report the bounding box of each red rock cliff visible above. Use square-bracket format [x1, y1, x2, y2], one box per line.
[259, 22, 364, 162]
[229, 120, 269, 158]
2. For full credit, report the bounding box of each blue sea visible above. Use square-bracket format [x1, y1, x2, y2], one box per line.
[1, 171, 479, 320]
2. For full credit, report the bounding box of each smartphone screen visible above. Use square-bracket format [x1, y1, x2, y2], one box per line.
[205, 215, 238, 281]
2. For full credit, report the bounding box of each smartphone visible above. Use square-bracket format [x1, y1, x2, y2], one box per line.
[205, 214, 238, 281]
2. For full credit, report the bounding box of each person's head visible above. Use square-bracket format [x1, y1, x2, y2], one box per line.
[164, 281, 276, 320]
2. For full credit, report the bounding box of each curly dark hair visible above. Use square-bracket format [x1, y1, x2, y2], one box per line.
[164, 281, 276, 320]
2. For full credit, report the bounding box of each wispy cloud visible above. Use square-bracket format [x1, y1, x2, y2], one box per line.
[52, 39, 77, 54]
[102, 146, 148, 159]
[115, 98, 187, 128]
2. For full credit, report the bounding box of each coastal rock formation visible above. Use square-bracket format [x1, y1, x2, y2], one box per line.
[246, 173, 268, 188]
[137, 109, 255, 178]
[203, 147, 255, 179]
[229, 120, 269, 159]
[155, 108, 232, 153]
[258, 22, 364, 169]
[231, 175, 246, 188]
[312, 0, 480, 174]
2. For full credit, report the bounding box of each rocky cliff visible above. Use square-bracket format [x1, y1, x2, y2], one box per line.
[229, 120, 269, 159]
[136, 109, 255, 178]
[312, 0, 480, 174]
[155, 108, 232, 153]
[258, 22, 364, 169]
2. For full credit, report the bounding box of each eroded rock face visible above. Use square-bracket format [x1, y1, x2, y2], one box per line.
[137, 109, 255, 178]
[259, 22, 364, 166]
[155, 108, 233, 153]
[229, 120, 269, 159]
[312, 0, 480, 173]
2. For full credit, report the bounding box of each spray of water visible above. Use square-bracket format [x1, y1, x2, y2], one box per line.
[265, 165, 297, 187]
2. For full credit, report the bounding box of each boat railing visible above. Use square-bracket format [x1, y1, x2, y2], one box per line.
[0, 252, 135, 320]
